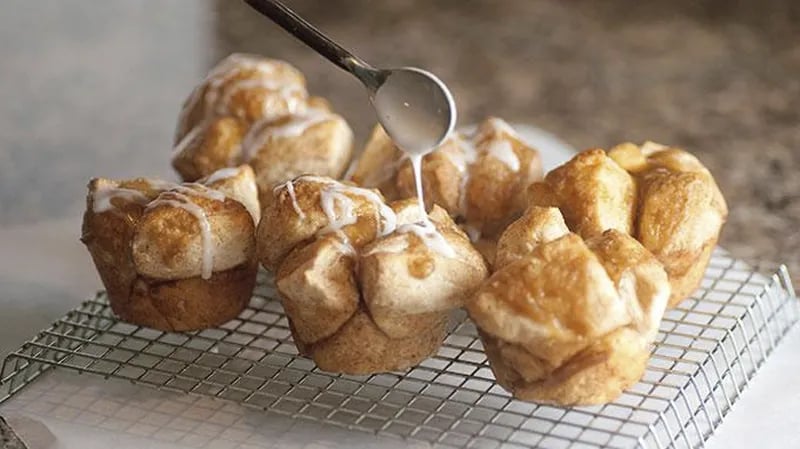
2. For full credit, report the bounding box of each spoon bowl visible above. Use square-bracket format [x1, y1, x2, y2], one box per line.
[370, 68, 456, 155]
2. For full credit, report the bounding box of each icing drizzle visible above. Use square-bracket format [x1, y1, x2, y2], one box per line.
[379, 118, 529, 218]
[91, 179, 230, 281]
[278, 176, 454, 258]
[174, 54, 308, 153]
[313, 178, 397, 238]
[147, 194, 215, 280]
[203, 167, 241, 185]
[92, 186, 149, 213]
[404, 154, 456, 257]
[241, 108, 333, 161]
[486, 140, 520, 171]
[274, 179, 306, 219]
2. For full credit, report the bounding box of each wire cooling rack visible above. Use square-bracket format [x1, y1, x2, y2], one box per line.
[0, 249, 797, 449]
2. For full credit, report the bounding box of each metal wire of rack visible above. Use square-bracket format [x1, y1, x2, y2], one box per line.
[0, 249, 797, 449]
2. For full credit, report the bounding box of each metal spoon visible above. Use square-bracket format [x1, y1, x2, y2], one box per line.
[243, 0, 457, 155]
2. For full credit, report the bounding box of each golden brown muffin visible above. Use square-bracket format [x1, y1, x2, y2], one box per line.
[171, 54, 354, 203]
[467, 207, 670, 405]
[528, 144, 727, 306]
[81, 168, 260, 331]
[258, 176, 489, 374]
[350, 117, 543, 250]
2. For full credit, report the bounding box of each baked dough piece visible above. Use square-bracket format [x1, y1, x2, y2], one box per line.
[608, 142, 728, 305]
[528, 144, 727, 306]
[81, 167, 259, 331]
[171, 54, 354, 206]
[467, 206, 670, 405]
[527, 149, 636, 239]
[350, 117, 543, 257]
[258, 176, 488, 374]
[199, 165, 260, 224]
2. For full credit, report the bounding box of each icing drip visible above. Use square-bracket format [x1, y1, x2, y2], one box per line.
[281, 176, 397, 238]
[174, 183, 227, 202]
[396, 221, 456, 258]
[91, 177, 233, 281]
[320, 190, 358, 234]
[640, 141, 668, 155]
[147, 193, 215, 280]
[486, 140, 520, 171]
[259, 108, 332, 138]
[393, 154, 456, 258]
[317, 182, 397, 238]
[410, 154, 427, 216]
[484, 117, 519, 138]
[285, 172, 456, 258]
[216, 78, 305, 119]
[203, 167, 241, 185]
[423, 119, 528, 217]
[92, 186, 149, 213]
[203, 56, 305, 120]
[274, 180, 306, 219]
[171, 124, 205, 160]
[91, 177, 179, 213]
[451, 134, 479, 214]
[142, 179, 177, 191]
[241, 108, 332, 161]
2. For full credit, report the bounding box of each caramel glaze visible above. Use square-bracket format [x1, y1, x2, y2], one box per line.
[406, 234, 436, 279]
[489, 235, 597, 337]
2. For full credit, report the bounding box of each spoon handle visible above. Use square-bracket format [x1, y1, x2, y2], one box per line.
[243, 0, 384, 90]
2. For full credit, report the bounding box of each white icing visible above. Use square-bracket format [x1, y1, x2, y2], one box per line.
[274, 180, 306, 219]
[484, 117, 519, 138]
[410, 155, 427, 215]
[173, 183, 227, 202]
[261, 108, 332, 138]
[320, 189, 358, 234]
[450, 134, 479, 214]
[171, 124, 205, 160]
[203, 56, 305, 120]
[447, 133, 479, 174]
[92, 186, 149, 213]
[241, 108, 332, 161]
[147, 193, 215, 280]
[432, 120, 532, 216]
[287, 171, 456, 258]
[175, 54, 307, 142]
[91, 177, 178, 213]
[216, 78, 305, 118]
[141, 179, 177, 191]
[318, 183, 397, 238]
[203, 167, 241, 185]
[91, 177, 231, 280]
[640, 141, 668, 156]
[391, 154, 456, 258]
[396, 220, 456, 258]
[487, 140, 520, 171]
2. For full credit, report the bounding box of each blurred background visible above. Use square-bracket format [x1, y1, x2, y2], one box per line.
[0, 0, 798, 277]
